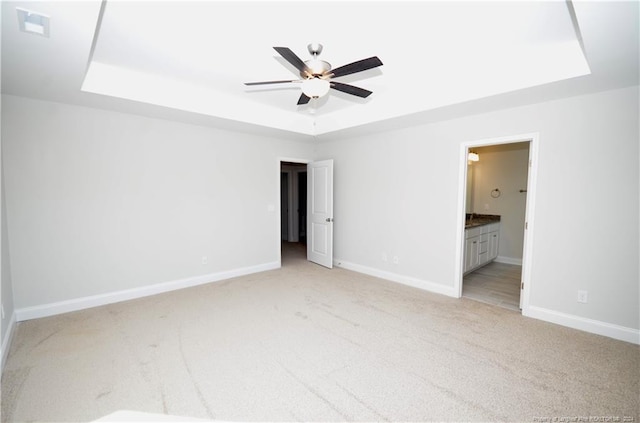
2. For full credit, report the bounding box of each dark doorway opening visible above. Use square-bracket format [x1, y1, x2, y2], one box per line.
[280, 162, 308, 265]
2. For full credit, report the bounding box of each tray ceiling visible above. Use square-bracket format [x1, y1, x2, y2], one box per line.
[2, 1, 638, 138]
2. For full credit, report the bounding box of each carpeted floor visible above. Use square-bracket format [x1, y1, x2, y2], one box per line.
[2, 242, 639, 422]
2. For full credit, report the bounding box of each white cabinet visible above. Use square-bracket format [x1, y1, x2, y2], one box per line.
[465, 235, 479, 271]
[464, 222, 499, 274]
[488, 229, 499, 261]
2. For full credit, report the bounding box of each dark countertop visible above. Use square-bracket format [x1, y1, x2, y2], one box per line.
[465, 213, 501, 229]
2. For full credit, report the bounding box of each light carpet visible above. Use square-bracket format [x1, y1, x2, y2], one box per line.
[2, 243, 638, 422]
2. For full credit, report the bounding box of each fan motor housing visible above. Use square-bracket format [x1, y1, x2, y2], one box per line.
[302, 59, 331, 78]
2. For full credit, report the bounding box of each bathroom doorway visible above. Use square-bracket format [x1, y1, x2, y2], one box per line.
[456, 133, 538, 313]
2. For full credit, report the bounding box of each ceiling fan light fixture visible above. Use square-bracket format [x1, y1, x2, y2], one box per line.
[246, 44, 383, 105]
[301, 78, 330, 98]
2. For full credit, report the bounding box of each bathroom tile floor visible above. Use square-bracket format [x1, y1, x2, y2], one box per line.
[463, 262, 522, 312]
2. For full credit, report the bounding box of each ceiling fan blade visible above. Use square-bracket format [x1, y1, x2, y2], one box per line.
[297, 93, 311, 105]
[329, 56, 383, 78]
[244, 80, 298, 86]
[330, 81, 372, 98]
[273, 47, 311, 75]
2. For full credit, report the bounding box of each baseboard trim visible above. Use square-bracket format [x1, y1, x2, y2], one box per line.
[15, 261, 280, 322]
[334, 259, 457, 298]
[524, 306, 640, 345]
[2, 311, 17, 373]
[495, 256, 523, 266]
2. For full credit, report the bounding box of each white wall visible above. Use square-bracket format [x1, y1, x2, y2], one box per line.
[1, 1, 17, 362]
[1, 175, 15, 367]
[470, 143, 529, 262]
[2, 92, 17, 369]
[317, 85, 639, 334]
[2, 86, 638, 343]
[2, 95, 313, 311]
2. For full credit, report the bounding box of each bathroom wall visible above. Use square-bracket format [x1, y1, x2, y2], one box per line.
[470, 142, 530, 262]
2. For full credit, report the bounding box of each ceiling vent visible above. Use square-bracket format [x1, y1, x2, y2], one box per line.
[17, 8, 50, 37]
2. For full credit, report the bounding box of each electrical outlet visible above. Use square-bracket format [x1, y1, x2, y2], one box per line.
[202, 256, 208, 265]
[382, 253, 388, 262]
[392, 256, 399, 265]
[577, 290, 588, 304]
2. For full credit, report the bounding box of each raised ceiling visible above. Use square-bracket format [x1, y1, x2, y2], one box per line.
[2, 1, 638, 138]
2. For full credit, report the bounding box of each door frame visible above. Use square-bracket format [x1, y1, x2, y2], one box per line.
[453, 132, 539, 313]
[278, 157, 311, 266]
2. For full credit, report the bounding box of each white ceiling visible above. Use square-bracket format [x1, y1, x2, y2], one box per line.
[2, 1, 638, 139]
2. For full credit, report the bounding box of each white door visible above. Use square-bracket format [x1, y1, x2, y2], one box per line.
[307, 159, 333, 268]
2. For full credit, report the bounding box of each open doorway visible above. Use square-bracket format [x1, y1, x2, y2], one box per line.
[280, 161, 308, 265]
[456, 133, 538, 314]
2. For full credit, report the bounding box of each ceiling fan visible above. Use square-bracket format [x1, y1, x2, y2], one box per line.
[244, 43, 383, 105]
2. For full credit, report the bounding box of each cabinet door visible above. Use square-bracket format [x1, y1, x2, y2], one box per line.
[464, 239, 470, 272]
[466, 236, 480, 271]
[488, 231, 499, 260]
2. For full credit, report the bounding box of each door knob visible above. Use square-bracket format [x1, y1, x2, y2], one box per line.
[326, 217, 333, 222]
